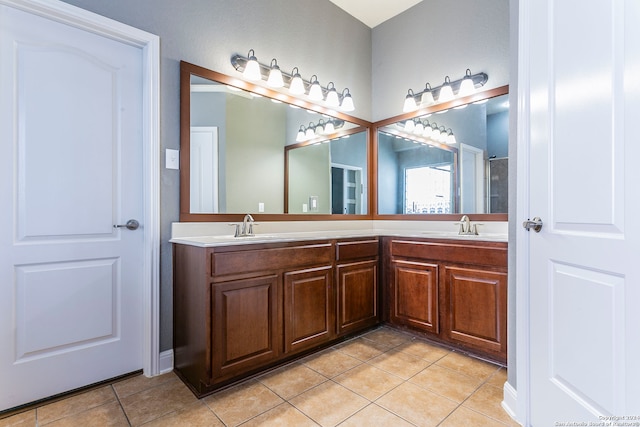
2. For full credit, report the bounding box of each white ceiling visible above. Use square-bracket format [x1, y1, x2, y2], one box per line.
[328, 0, 424, 28]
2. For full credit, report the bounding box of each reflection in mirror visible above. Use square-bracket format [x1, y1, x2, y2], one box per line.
[377, 88, 508, 215]
[287, 131, 368, 214]
[185, 65, 366, 216]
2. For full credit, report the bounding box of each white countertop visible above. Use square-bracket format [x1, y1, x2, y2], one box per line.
[169, 226, 508, 247]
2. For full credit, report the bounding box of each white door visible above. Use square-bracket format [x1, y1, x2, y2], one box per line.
[519, 0, 640, 424]
[0, 2, 150, 410]
[459, 143, 484, 213]
[190, 127, 219, 213]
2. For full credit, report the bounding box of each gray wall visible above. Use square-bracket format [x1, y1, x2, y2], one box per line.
[60, 0, 372, 352]
[372, 0, 510, 121]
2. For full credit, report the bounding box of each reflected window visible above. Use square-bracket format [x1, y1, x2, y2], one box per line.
[404, 165, 452, 214]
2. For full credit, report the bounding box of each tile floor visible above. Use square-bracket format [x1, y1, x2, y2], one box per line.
[0, 327, 520, 427]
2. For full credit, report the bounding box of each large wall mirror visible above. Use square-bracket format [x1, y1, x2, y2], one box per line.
[374, 85, 509, 220]
[180, 61, 371, 221]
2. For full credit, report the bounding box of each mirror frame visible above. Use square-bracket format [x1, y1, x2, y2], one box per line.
[372, 84, 509, 221]
[179, 61, 373, 222]
[284, 126, 370, 214]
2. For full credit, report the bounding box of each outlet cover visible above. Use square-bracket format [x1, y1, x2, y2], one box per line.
[166, 149, 179, 170]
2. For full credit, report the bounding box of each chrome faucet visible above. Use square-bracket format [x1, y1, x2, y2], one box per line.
[456, 215, 479, 235]
[241, 214, 255, 236]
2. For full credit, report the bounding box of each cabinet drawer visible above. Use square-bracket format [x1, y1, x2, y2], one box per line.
[335, 239, 379, 262]
[390, 240, 506, 268]
[211, 243, 333, 276]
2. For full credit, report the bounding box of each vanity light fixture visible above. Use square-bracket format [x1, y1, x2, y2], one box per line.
[267, 58, 284, 87]
[397, 120, 457, 146]
[402, 69, 488, 112]
[231, 50, 355, 111]
[296, 119, 344, 142]
[242, 49, 262, 81]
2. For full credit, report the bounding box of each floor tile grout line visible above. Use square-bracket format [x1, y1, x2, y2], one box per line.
[110, 384, 133, 427]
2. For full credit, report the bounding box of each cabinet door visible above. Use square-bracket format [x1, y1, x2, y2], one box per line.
[211, 275, 279, 382]
[336, 260, 378, 336]
[284, 266, 334, 354]
[390, 260, 439, 334]
[443, 266, 507, 359]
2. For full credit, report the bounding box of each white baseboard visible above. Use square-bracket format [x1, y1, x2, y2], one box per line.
[159, 349, 174, 374]
[502, 382, 521, 425]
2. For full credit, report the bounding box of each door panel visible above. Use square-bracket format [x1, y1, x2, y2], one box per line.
[15, 259, 118, 361]
[0, 3, 145, 410]
[390, 260, 439, 333]
[284, 266, 334, 353]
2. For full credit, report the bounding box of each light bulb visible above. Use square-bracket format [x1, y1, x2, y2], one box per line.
[447, 131, 457, 144]
[308, 75, 323, 101]
[438, 76, 454, 102]
[266, 59, 284, 87]
[414, 121, 424, 135]
[289, 67, 305, 95]
[403, 89, 417, 112]
[325, 83, 340, 108]
[405, 120, 415, 132]
[305, 125, 315, 139]
[324, 121, 335, 134]
[296, 126, 306, 142]
[243, 49, 262, 81]
[421, 83, 435, 106]
[422, 122, 433, 137]
[458, 69, 475, 97]
[340, 89, 355, 111]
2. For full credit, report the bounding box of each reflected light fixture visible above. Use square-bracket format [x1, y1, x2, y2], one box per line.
[445, 129, 457, 144]
[296, 119, 345, 142]
[231, 50, 356, 112]
[296, 126, 306, 142]
[402, 69, 488, 112]
[305, 122, 316, 139]
[414, 120, 424, 135]
[397, 119, 456, 146]
[404, 119, 416, 132]
[308, 75, 323, 101]
[267, 58, 284, 87]
[324, 120, 335, 134]
[243, 49, 262, 81]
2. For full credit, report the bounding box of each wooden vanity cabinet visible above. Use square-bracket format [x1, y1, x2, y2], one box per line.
[385, 238, 507, 363]
[335, 239, 380, 336]
[173, 237, 379, 397]
[284, 265, 334, 354]
[389, 260, 439, 334]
